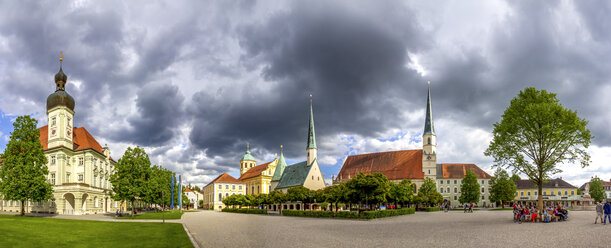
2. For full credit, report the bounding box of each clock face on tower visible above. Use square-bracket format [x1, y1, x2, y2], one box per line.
[66, 127, 72, 138]
[427, 155, 432, 160]
[51, 127, 57, 137]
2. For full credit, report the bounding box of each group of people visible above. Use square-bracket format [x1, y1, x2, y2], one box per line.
[463, 202, 474, 213]
[513, 203, 568, 223]
[594, 201, 611, 224]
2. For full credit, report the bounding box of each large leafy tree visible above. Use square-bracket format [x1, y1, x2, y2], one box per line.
[489, 168, 516, 207]
[325, 183, 347, 212]
[0, 116, 53, 216]
[110, 146, 152, 216]
[485, 87, 592, 211]
[589, 177, 606, 203]
[459, 170, 480, 204]
[416, 177, 443, 207]
[145, 165, 173, 210]
[510, 174, 521, 182]
[388, 179, 414, 208]
[345, 172, 391, 211]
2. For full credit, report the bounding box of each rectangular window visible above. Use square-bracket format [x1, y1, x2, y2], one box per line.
[66, 173, 70, 183]
[482, 180, 485, 184]
[571, 191, 574, 195]
[232, 185, 236, 190]
[535, 191, 538, 196]
[440, 188, 444, 193]
[565, 190, 568, 195]
[440, 180, 443, 184]
[239, 185, 242, 190]
[520, 191, 523, 196]
[454, 180, 457, 184]
[78, 174, 83, 182]
[79, 158, 84, 166]
[482, 195, 485, 200]
[93, 176, 96, 187]
[218, 185, 222, 189]
[454, 187, 457, 193]
[527, 191, 530, 196]
[558, 191, 561, 196]
[454, 196, 457, 200]
[225, 185, 229, 189]
[51, 173, 56, 185]
[447, 180, 450, 184]
[51, 117, 56, 126]
[51, 156, 56, 165]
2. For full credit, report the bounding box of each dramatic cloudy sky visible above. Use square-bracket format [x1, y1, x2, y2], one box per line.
[1, 0, 610, 187]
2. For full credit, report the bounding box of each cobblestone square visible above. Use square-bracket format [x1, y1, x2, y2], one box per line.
[183, 210, 611, 248]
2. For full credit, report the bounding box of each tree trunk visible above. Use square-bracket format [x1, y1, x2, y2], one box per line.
[21, 200, 25, 216]
[538, 182, 543, 214]
[132, 200, 136, 216]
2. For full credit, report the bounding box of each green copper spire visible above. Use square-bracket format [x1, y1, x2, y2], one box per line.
[307, 95, 317, 149]
[272, 145, 287, 181]
[424, 81, 435, 135]
[240, 143, 256, 161]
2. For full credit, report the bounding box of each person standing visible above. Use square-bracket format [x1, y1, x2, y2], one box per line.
[603, 201, 611, 225]
[595, 202, 604, 224]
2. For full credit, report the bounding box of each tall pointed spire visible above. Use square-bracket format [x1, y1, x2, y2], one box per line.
[307, 94, 317, 149]
[424, 81, 435, 135]
[272, 145, 287, 181]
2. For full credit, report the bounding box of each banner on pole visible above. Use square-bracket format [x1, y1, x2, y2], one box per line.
[171, 175, 175, 210]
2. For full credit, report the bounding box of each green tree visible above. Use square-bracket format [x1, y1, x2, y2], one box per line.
[0, 116, 53, 216]
[485, 87, 592, 211]
[388, 179, 414, 208]
[589, 177, 606, 203]
[287, 186, 310, 203]
[345, 173, 391, 211]
[268, 190, 286, 204]
[146, 165, 173, 210]
[109, 146, 152, 216]
[416, 177, 443, 207]
[459, 170, 481, 204]
[510, 174, 521, 182]
[325, 183, 347, 212]
[489, 168, 516, 207]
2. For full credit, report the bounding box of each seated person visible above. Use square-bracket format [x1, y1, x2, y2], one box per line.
[522, 208, 530, 221]
[531, 207, 538, 222]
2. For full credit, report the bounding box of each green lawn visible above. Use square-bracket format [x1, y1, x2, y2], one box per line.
[119, 210, 197, 220]
[0, 215, 193, 248]
[489, 208, 514, 211]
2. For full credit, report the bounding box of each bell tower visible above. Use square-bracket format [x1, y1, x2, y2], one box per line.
[47, 52, 75, 150]
[240, 143, 257, 176]
[422, 81, 437, 179]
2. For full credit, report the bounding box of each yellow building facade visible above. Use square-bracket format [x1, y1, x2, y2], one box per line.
[514, 178, 580, 207]
[202, 173, 245, 210]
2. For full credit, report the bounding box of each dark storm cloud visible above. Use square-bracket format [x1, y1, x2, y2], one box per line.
[189, 0, 430, 162]
[111, 82, 185, 146]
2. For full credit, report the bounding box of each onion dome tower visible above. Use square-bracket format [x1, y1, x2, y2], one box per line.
[47, 52, 75, 149]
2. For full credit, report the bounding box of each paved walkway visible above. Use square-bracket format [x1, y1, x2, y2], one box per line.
[182, 210, 611, 248]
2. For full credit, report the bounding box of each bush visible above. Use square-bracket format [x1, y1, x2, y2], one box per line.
[222, 208, 266, 214]
[423, 207, 441, 212]
[280, 208, 415, 219]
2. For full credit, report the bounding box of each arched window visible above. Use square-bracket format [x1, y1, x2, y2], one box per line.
[427, 137, 431, 144]
[218, 193, 222, 201]
[440, 188, 444, 193]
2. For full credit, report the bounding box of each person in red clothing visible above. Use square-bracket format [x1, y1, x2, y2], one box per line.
[531, 207, 538, 222]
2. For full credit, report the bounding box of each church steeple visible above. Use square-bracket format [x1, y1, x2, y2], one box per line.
[307, 95, 317, 149]
[47, 52, 75, 150]
[306, 95, 317, 165]
[424, 81, 435, 135]
[272, 145, 287, 182]
[422, 81, 437, 179]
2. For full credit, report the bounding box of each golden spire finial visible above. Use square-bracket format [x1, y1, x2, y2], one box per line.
[280, 144, 283, 152]
[309, 94, 312, 103]
[60, 51, 64, 63]
[275, 153, 278, 157]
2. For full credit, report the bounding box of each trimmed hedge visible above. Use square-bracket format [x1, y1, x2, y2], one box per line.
[423, 207, 441, 212]
[281, 208, 415, 219]
[221, 208, 267, 214]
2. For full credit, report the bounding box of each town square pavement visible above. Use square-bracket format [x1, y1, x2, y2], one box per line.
[181, 210, 611, 248]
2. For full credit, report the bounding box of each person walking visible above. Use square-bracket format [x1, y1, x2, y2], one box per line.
[595, 202, 604, 224]
[603, 201, 611, 225]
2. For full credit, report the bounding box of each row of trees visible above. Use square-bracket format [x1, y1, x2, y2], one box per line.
[109, 146, 187, 215]
[223, 173, 446, 212]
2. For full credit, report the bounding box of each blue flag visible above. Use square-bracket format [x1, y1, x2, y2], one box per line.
[179, 175, 182, 210]
[171, 175, 175, 210]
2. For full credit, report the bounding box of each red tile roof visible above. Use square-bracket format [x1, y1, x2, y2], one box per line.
[337, 150, 425, 181]
[38, 125, 113, 161]
[207, 173, 242, 187]
[238, 160, 274, 180]
[439, 164, 492, 179]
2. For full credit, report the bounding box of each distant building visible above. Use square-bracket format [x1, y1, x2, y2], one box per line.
[202, 173, 244, 210]
[0, 58, 119, 215]
[437, 164, 492, 207]
[514, 178, 579, 207]
[579, 178, 611, 200]
[238, 145, 278, 195]
[334, 82, 493, 207]
[184, 187, 204, 209]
